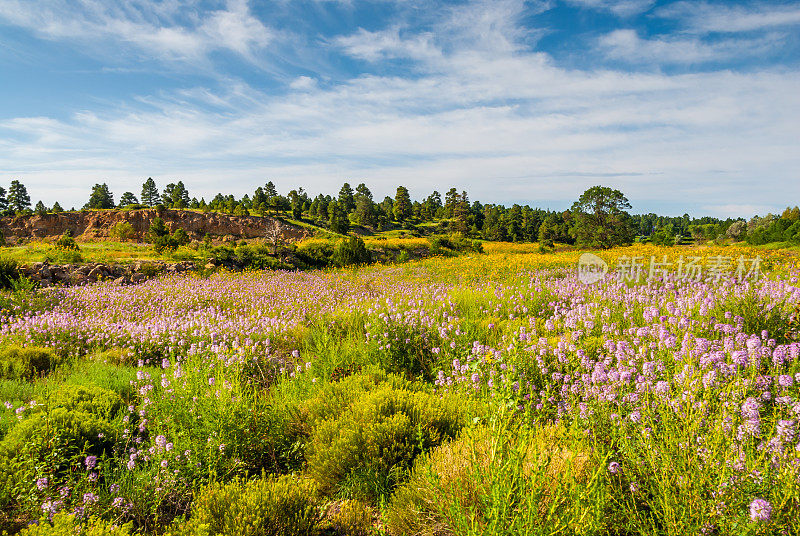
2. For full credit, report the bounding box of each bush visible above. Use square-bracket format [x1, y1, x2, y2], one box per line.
[0, 258, 21, 290]
[235, 243, 276, 270]
[38, 384, 123, 420]
[54, 232, 79, 251]
[166, 475, 319, 536]
[332, 236, 371, 267]
[110, 221, 136, 241]
[15, 512, 133, 536]
[303, 374, 465, 501]
[0, 346, 57, 380]
[384, 424, 602, 536]
[0, 407, 119, 519]
[295, 241, 335, 269]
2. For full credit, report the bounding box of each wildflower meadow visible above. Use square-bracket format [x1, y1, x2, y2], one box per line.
[1, 243, 799, 535]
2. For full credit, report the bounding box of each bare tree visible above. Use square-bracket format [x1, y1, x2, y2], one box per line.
[266, 219, 283, 254]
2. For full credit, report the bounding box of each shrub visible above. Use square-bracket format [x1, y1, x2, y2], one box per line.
[324, 499, 374, 536]
[38, 384, 123, 420]
[304, 375, 465, 501]
[109, 221, 136, 241]
[235, 243, 276, 270]
[54, 232, 79, 251]
[295, 241, 335, 269]
[166, 475, 319, 536]
[0, 346, 57, 380]
[1, 407, 118, 458]
[0, 257, 21, 290]
[384, 423, 602, 536]
[332, 236, 371, 267]
[0, 408, 119, 519]
[15, 512, 134, 536]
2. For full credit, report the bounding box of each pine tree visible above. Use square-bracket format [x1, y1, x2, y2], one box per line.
[338, 183, 355, 213]
[51, 202, 63, 213]
[393, 186, 413, 222]
[141, 178, 159, 206]
[8, 180, 31, 212]
[328, 201, 350, 234]
[0, 187, 7, 214]
[35, 201, 48, 215]
[264, 181, 278, 199]
[85, 183, 115, 209]
[119, 192, 139, 206]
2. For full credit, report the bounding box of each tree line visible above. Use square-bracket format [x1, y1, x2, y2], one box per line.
[3, 178, 796, 249]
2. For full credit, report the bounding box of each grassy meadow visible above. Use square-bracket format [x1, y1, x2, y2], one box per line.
[1, 242, 799, 535]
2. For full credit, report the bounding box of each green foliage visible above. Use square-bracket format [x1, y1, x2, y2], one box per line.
[54, 232, 79, 251]
[0, 346, 57, 381]
[141, 177, 160, 207]
[0, 408, 118, 516]
[167, 475, 319, 536]
[84, 183, 115, 210]
[427, 234, 483, 257]
[15, 512, 134, 536]
[234, 244, 280, 270]
[109, 222, 135, 242]
[332, 236, 370, 267]
[148, 217, 170, 241]
[0, 257, 21, 290]
[8, 180, 31, 213]
[570, 185, 635, 249]
[385, 424, 606, 536]
[303, 374, 465, 501]
[393, 186, 412, 222]
[37, 384, 123, 420]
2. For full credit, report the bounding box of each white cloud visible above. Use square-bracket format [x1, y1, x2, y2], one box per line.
[0, 0, 272, 63]
[564, 0, 655, 17]
[0, 0, 798, 217]
[657, 1, 800, 33]
[598, 29, 783, 64]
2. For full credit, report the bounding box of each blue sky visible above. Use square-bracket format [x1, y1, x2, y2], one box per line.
[1, 0, 799, 217]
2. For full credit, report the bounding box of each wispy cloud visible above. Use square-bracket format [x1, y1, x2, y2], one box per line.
[0, 0, 798, 217]
[598, 29, 784, 64]
[564, 0, 655, 17]
[0, 0, 272, 63]
[657, 1, 800, 33]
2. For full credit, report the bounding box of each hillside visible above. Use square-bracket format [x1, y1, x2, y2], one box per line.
[0, 209, 312, 243]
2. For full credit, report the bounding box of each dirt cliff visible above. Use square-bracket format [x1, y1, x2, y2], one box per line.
[0, 209, 312, 243]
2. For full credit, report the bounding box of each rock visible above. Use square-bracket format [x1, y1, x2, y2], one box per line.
[113, 276, 128, 285]
[87, 267, 103, 281]
[131, 273, 146, 284]
[0, 209, 311, 243]
[204, 262, 216, 270]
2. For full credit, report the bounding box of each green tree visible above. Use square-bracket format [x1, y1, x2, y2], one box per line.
[118, 192, 139, 206]
[264, 181, 278, 199]
[85, 183, 115, 209]
[51, 202, 63, 213]
[393, 186, 413, 222]
[328, 201, 350, 234]
[0, 187, 7, 213]
[141, 178, 159, 206]
[34, 201, 48, 215]
[339, 183, 355, 213]
[354, 195, 377, 227]
[147, 217, 170, 242]
[162, 181, 190, 208]
[289, 190, 304, 219]
[570, 186, 634, 248]
[8, 180, 31, 212]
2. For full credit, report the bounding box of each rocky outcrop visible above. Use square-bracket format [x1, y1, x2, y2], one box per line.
[22, 261, 196, 287]
[0, 209, 311, 243]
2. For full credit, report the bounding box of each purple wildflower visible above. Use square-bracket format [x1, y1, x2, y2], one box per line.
[749, 498, 771, 522]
